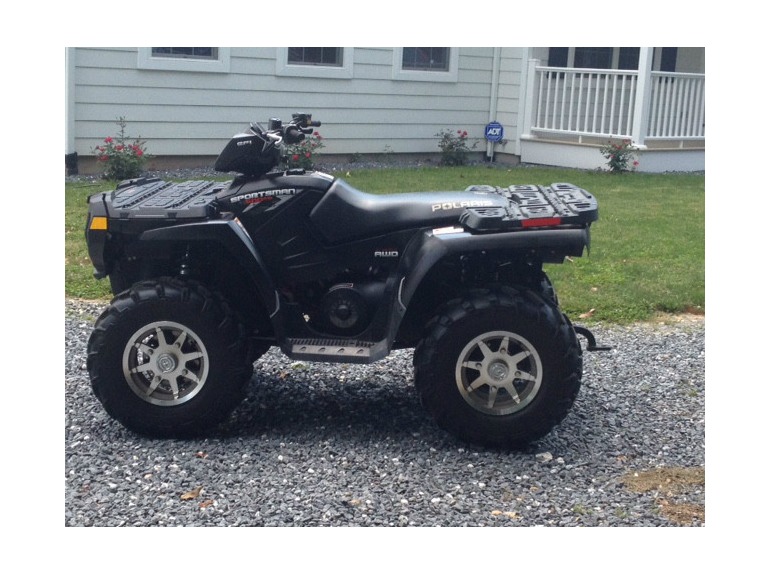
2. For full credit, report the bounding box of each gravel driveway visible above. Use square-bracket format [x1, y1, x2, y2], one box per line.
[65, 298, 705, 527]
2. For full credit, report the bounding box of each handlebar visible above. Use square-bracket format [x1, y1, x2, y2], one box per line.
[255, 113, 321, 145]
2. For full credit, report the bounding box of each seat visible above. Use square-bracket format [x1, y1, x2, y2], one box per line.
[309, 178, 502, 244]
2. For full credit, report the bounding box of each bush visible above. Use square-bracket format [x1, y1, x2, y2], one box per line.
[285, 131, 324, 169]
[93, 117, 149, 180]
[436, 129, 478, 166]
[599, 139, 639, 173]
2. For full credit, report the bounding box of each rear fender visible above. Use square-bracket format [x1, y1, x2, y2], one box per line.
[390, 226, 590, 337]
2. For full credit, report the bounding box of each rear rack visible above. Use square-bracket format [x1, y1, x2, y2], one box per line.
[460, 183, 598, 232]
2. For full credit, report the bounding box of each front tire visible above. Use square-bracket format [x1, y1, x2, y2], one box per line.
[414, 287, 582, 449]
[87, 278, 253, 438]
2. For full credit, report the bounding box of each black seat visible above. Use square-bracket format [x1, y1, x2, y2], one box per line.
[309, 178, 502, 244]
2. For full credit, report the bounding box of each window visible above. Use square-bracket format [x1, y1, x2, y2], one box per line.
[151, 47, 218, 60]
[392, 48, 458, 82]
[547, 47, 568, 68]
[288, 47, 343, 67]
[547, 47, 675, 72]
[658, 47, 678, 72]
[137, 47, 230, 72]
[617, 48, 640, 70]
[276, 48, 353, 78]
[574, 47, 612, 69]
[401, 47, 450, 71]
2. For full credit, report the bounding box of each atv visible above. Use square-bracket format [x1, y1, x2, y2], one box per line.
[84, 113, 604, 448]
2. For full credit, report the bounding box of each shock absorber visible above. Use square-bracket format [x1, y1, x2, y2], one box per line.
[179, 245, 193, 278]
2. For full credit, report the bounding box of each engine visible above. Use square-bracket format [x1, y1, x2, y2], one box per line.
[314, 281, 386, 336]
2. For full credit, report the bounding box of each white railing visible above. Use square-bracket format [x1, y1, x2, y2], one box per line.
[532, 67, 638, 138]
[530, 65, 705, 141]
[647, 72, 705, 139]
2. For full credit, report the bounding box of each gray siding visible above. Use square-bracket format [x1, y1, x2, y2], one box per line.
[69, 47, 524, 159]
[493, 48, 528, 157]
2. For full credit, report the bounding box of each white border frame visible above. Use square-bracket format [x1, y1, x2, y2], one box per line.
[392, 48, 459, 82]
[275, 48, 354, 79]
[137, 48, 231, 73]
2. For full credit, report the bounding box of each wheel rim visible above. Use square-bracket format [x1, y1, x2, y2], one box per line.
[122, 321, 209, 406]
[455, 330, 542, 416]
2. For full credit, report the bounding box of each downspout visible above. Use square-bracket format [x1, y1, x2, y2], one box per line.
[65, 48, 76, 155]
[486, 47, 502, 161]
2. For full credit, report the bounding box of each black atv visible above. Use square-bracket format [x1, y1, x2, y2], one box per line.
[85, 113, 604, 449]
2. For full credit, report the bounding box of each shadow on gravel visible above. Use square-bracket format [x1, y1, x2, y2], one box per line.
[207, 360, 585, 458]
[212, 365, 443, 445]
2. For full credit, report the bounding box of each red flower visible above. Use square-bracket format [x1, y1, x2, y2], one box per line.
[104, 137, 113, 143]
[115, 145, 124, 151]
[292, 154, 299, 161]
[135, 149, 143, 157]
[633, 161, 639, 166]
[305, 152, 311, 158]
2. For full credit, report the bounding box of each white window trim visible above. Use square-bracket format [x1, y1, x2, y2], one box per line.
[137, 48, 231, 73]
[392, 48, 459, 82]
[276, 48, 354, 79]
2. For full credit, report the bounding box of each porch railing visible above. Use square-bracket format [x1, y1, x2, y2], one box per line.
[647, 71, 705, 139]
[529, 65, 705, 141]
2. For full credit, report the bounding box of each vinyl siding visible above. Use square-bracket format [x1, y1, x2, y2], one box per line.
[69, 47, 526, 159]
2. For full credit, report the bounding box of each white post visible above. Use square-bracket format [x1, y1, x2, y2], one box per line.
[521, 58, 540, 140]
[631, 47, 654, 149]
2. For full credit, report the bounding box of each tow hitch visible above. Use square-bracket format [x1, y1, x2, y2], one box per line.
[573, 326, 612, 352]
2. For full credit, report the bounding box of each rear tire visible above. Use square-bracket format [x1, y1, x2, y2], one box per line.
[87, 278, 253, 438]
[414, 287, 582, 449]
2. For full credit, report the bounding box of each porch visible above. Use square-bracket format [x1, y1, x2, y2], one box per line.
[519, 50, 705, 172]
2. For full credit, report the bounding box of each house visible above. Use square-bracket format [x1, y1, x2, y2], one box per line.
[65, 47, 705, 174]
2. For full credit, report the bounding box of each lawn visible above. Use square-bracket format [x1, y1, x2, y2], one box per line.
[65, 165, 704, 323]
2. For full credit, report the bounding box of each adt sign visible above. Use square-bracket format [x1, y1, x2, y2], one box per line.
[485, 122, 504, 143]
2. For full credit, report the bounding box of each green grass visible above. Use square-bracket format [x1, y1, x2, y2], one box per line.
[65, 165, 704, 323]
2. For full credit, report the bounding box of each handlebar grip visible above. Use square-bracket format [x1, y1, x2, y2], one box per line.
[309, 121, 322, 127]
[284, 127, 305, 144]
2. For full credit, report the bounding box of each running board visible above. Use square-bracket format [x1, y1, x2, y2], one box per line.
[285, 338, 388, 364]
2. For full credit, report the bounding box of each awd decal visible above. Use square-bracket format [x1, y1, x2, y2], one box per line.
[230, 188, 297, 204]
[374, 250, 399, 258]
[431, 200, 495, 212]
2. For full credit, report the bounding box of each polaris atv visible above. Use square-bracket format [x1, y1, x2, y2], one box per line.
[84, 113, 604, 449]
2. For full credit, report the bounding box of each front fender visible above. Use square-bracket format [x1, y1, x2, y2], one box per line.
[139, 219, 281, 319]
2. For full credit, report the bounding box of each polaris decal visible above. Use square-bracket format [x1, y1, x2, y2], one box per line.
[230, 188, 297, 204]
[431, 199, 496, 212]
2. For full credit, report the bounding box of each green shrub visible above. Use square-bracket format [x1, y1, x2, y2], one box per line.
[436, 129, 478, 166]
[599, 139, 639, 173]
[285, 131, 325, 169]
[93, 117, 149, 180]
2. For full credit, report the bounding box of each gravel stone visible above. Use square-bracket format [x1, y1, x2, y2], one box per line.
[65, 298, 705, 526]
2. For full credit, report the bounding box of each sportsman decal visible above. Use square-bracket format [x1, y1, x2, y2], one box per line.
[230, 188, 297, 204]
